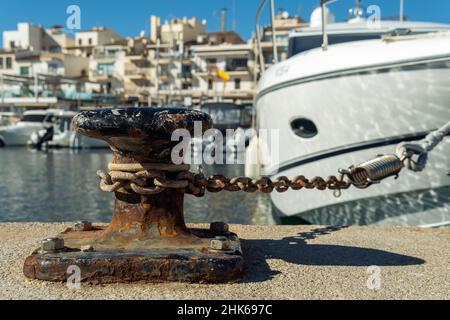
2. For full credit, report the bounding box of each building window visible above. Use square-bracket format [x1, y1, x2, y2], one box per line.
[235, 78, 241, 90]
[49, 46, 61, 53]
[6, 57, 12, 69]
[206, 58, 217, 71]
[208, 79, 213, 90]
[48, 63, 58, 74]
[88, 38, 93, 45]
[20, 66, 29, 76]
[263, 53, 274, 64]
[98, 63, 114, 76]
[78, 39, 82, 45]
[228, 59, 248, 71]
[0, 57, 3, 69]
[9, 41, 15, 49]
[181, 64, 191, 78]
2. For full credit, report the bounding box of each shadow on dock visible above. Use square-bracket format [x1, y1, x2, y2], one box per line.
[241, 226, 425, 283]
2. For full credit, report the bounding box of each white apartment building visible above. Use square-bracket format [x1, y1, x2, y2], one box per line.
[113, 16, 208, 105]
[190, 37, 255, 104]
[151, 16, 206, 45]
[3, 23, 44, 52]
[73, 27, 122, 57]
[3, 23, 75, 53]
[91, 36, 152, 97]
[13, 51, 89, 78]
[45, 25, 75, 52]
[0, 50, 15, 75]
[91, 43, 126, 79]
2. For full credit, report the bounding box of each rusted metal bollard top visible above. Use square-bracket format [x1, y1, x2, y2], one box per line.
[23, 107, 244, 284]
[73, 108, 212, 160]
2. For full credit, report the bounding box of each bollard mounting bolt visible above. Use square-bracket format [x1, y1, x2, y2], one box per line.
[81, 245, 94, 252]
[41, 237, 64, 252]
[210, 222, 229, 235]
[210, 236, 231, 251]
[73, 221, 93, 232]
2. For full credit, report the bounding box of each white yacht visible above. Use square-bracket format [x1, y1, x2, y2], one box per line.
[0, 110, 56, 146]
[252, 2, 450, 226]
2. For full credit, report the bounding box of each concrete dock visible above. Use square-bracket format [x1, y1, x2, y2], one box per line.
[0, 223, 449, 300]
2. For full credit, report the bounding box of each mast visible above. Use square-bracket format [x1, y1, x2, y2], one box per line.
[399, 0, 404, 22]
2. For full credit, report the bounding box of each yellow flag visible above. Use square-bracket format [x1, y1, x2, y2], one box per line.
[217, 68, 230, 81]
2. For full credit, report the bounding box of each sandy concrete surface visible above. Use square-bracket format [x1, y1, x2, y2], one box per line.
[0, 223, 449, 300]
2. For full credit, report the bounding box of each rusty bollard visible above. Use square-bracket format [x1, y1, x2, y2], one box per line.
[23, 107, 244, 284]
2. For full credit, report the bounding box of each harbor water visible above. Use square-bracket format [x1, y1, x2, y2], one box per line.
[0, 148, 273, 224]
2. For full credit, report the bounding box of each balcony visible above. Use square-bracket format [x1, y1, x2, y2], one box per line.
[125, 68, 146, 76]
[125, 68, 149, 81]
[91, 70, 114, 80]
[127, 54, 148, 62]
[193, 65, 251, 77]
[92, 53, 119, 62]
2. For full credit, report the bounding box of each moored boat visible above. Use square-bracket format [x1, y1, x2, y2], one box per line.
[253, 1, 450, 226]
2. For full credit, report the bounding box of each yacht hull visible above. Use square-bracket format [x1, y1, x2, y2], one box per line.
[0, 126, 44, 146]
[257, 60, 450, 226]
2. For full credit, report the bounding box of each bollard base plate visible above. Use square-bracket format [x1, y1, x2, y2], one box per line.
[23, 226, 244, 284]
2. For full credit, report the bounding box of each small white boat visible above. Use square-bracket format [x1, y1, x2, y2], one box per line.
[28, 110, 109, 149]
[0, 110, 56, 146]
[252, 2, 450, 226]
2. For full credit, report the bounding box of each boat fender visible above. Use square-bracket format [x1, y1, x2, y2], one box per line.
[245, 134, 261, 179]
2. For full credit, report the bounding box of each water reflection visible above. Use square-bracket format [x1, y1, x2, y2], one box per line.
[298, 187, 450, 227]
[0, 148, 272, 224]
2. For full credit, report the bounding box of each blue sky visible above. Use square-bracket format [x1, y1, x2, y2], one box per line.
[1, 0, 449, 46]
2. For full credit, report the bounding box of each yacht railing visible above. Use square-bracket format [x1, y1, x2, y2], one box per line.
[255, 0, 268, 75]
[254, 0, 278, 79]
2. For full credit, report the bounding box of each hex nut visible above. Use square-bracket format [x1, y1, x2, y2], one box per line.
[210, 236, 231, 251]
[42, 237, 65, 252]
[73, 221, 93, 232]
[210, 221, 229, 235]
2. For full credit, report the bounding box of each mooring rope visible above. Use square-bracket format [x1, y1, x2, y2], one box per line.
[396, 120, 450, 172]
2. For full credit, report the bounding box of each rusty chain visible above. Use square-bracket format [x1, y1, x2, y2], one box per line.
[95, 121, 450, 198]
[97, 165, 354, 198]
[96, 153, 414, 198]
